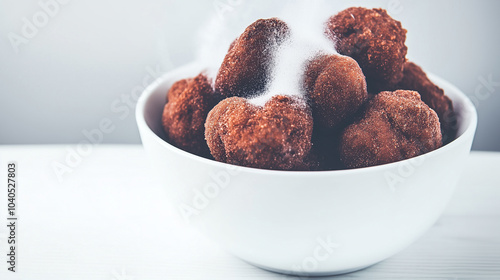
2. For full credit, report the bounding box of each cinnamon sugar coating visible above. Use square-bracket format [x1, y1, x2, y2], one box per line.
[215, 18, 290, 98]
[397, 61, 456, 143]
[340, 90, 442, 168]
[205, 95, 313, 170]
[326, 7, 407, 92]
[158, 11, 455, 171]
[162, 74, 218, 157]
[304, 54, 368, 130]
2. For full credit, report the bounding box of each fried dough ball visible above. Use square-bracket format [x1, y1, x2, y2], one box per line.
[340, 90, 442, 168]
[304, 54, 368, 130]
[397, 61, 456, 143]
[215, 18, 290, 98]
[205, 95, 313, 170]
[162, 74, 218, 157]
[326, 7, 407, 92]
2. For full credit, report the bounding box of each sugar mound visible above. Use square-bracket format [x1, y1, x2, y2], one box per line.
[250, 3, 337, 106]
[197, 0, 338, 103]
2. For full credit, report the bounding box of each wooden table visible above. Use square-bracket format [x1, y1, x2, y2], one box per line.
[0, 145, 498, 279]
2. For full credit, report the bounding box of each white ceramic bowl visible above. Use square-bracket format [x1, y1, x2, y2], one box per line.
[136, 62, 477, 276]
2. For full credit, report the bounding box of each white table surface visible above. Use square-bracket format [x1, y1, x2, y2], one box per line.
[0, 145, 499, 280]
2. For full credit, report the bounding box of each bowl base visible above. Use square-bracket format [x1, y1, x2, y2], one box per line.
[244, 259, 374, 277]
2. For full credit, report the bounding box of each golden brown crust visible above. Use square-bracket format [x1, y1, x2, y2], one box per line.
[159, 12, 454, 171]
[397, 61, 456, 143]
[326, 7, 407, 92]
[205, 95, 314, 170]
[162, 74, 218, 157]
[340, 90, 442, 168]
[304, 54, 368, 130]
[215, 18, 290, 98]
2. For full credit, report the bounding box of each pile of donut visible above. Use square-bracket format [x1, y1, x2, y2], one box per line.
[161, 7, 456, 170]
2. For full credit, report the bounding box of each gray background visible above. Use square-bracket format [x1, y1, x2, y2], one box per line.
[0, 0, 499, 150]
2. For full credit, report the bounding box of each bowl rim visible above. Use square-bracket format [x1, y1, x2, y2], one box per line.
[136, 62, 478, 177]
